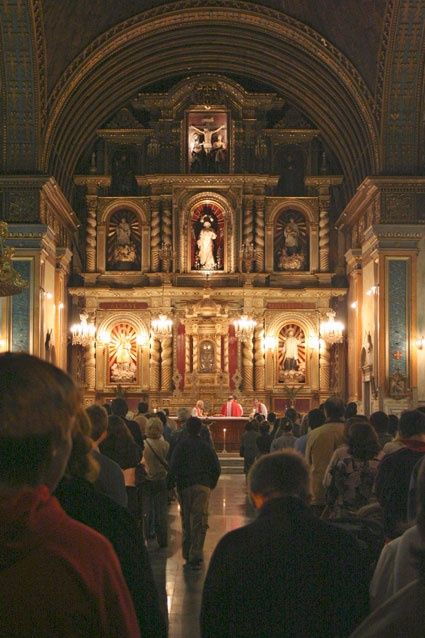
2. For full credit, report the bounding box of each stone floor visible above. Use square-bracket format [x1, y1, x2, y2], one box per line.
[148, 474, 254, 638]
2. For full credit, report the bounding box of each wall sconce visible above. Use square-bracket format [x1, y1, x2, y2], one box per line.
[58, 302, 64, 310]
[70, 312, 96, 347]
[350, 301, 358, 309]
[308, 335, 325, 351]
[263, 335, 278, 352]
[97, 329, 111, 345]
[417, 336, 425, 350]
[366, 285, 379, 297]
[151, 314, 173, 340]
[320, 310, 345, 345]
[233, 315, 257, 342]
[136, 332, 149, 348]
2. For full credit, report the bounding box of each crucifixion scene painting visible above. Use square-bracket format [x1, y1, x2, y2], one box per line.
[277, 323, 306, 383]
[188, 111, 228, 174]
[274, 209, 309, 271]
[107, 209, 141, 271]
[191, 203, 224, 271]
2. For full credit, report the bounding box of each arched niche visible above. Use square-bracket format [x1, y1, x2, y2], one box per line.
[180, 194, 234, 273]
[199, 339, 215, 373]
[97, 200, 149, 273]
[273, 209, 310, 272]
[277, 323, 306, 384]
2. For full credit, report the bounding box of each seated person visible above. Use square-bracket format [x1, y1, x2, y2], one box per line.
[0, 353, 139, 637]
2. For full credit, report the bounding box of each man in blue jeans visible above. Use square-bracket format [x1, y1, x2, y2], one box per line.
[169, 416, 221, 569]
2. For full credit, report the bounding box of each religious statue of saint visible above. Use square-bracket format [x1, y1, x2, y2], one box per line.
[282, 329, 301, 371]
[211, 134, 227, 173]
[111, 331, 136, 383]
[116, 217, 131, 246]
[283, 217, 300, 256]
[116, 332, 132, 365]
[197, 220, 217, 269]
[190, 124, 225, 153]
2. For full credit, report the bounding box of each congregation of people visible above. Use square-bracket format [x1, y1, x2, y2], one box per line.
[2, 352, 425, 636]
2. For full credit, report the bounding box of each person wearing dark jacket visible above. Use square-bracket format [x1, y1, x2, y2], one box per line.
[111, 397, 145, 449]
[375, 409, 425, 538]
[201, 450, 369, 638]
[55, 412, 167, 638]
[169, 417, 221, 569]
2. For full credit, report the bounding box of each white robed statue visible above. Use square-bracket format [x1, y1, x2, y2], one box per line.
[283, 329, 301, 371]
[197, 220, 217, 269]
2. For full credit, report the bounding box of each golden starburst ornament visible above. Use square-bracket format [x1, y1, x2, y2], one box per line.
[0, 222, 28, 297]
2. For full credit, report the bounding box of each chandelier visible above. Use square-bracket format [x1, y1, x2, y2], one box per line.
[320, 310, 344, 345]
[234, 315, 257, 342]
[0, 222, 28, 297]
[151, 314, 173, 340]
[70, 312, 96, 347]
[263, 335, 278, 352]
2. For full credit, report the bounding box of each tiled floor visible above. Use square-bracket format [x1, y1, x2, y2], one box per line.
[148, 474, 254, 638]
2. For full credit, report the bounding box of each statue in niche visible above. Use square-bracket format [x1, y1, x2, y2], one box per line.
[107, 210, 141, 271]
[211, 134, 227, 173]
[110, 150, 138, 196]
[192, 206, 223, 271]
[110, 324, 137, 383]
[200, 341, 214, 373]
[274, 210, 308, 272]
[278, 324, 306, 383]
[190, 123, 225, 153]
[188, 112, 228, 174]
[190, 133, 208, 173]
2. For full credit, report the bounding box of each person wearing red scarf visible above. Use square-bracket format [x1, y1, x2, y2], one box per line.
[0, 353, 140, 637]
[376, 409, 425, 539]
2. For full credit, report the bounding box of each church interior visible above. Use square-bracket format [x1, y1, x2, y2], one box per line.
[2, 0, 425, 419]
[2, 2, 425, 637]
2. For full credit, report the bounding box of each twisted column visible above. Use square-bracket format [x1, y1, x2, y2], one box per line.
[319, 196, 330, 272]
[84, 342, 96, 391]
[162, 197, 173, 272]
[255, 198, 265, 272]
[319, 344, 331, 394]
[243, 197, 254, 271]
[160, 336, 173, 392]
[86, 196, 97, 272]
[150, 336, 161, 391]
[150, 198, 161, 272]
[192, 337, 199, 374]
[224, 334, 229, 373]
[185, 334, 192, 374]
[242, 339, 254, 392]
[254, 326, 265, 391]
[215, 336, 222, 372]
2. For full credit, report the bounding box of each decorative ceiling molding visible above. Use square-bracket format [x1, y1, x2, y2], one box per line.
[43, 0, 379, 201]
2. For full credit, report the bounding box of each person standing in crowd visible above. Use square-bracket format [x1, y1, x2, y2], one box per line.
[285, 407, 301, 437]
[169, 417, 221, 570]
[240, 421, 260, 476]
[345, 401, 358, 420]
[100, 415, 142, 518]
[220, 394, 243, 416]
[382, 414, 404, 455]
[142, 416, 170, 548]
[85, 403, 128, 508]
[267, 412, 279, 438]
[0, 353, 140, 637]
[323, 419, 383, 519]
[201, 451, 369, 637]
[55, 410, 167, 637]
[251, 398, 268, 419]
[305, 396, 346, 511]
[192, 400, 205, 417]
[256, 421, 273, 456]
[376, 409, 425, 538]
[295, 408, 326, 456]
[370, 411, 393, 448]
[352, 459, 425, 636]
[156, 410, 173, 443]
[111, 397, 144, 448]
[271, 418, 296, 451]
[133, 401, 149, 436]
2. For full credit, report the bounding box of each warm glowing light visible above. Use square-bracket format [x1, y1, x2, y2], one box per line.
[308, 335, 325, 351]
[151, 314, 173, 340]
[264, 335, 278, 351]
[98, 329, 111, 345]
[417, 336, 425, 350]
[350, 301, 358, 309]
[320, 311, 345, 345]
[233, 315, 256, 342]
[58, 302, 64, 310]
[136, 332, 149, 347]
[366, 285, 379, 297]
[70, 312, 96, 347]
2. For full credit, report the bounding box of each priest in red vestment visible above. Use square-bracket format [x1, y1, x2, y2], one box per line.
[220, 395, 243, 417]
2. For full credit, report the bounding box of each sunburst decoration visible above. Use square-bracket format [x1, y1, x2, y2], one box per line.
[108, 323, 138, 383]
[107, 210, 141, 270]
[274, 209, 309, 271]
[277, 323, 306, 384]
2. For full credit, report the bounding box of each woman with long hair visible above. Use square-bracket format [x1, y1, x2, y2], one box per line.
[323, 419, 383, 519]
[142, 417, 170, 547]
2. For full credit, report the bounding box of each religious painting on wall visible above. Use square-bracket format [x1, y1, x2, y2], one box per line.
[107, 209, 141, 271]
[188, 111, 228, 174]
[274, 209, 309, 272]
[277, 323, 306, 384]
[191, 203, 224, 271]
[108, 323, 138, 384]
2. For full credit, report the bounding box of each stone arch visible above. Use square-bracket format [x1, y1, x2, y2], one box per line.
[43, 1, 379, 202]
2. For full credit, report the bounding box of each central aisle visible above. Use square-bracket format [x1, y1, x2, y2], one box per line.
[149, 474, 254, 638]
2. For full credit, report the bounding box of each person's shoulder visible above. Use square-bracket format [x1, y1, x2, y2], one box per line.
[94, 449, 123, 472]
